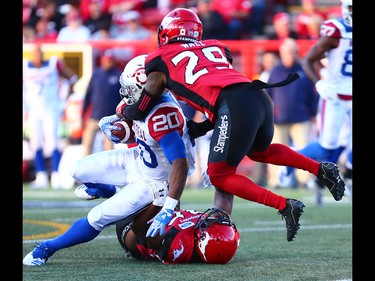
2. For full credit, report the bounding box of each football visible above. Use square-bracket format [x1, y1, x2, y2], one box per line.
[111, 119, 135, 144]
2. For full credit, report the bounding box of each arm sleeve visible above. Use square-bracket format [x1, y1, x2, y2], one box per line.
[159, 131, 187, 164]
[123, 88, 159, 120]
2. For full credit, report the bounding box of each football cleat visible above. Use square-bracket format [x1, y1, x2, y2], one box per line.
[316, 162, 345, 201]
[23, 242, 54, 266]
[278, 198, 305, 242]
[74, 184, 100, 200]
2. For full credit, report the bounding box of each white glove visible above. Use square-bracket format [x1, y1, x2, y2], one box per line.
[98, 114, 122, 143]
[146, 196, 178, 237]
[201, 170, 213, 188]
[315, 80, 338, 101]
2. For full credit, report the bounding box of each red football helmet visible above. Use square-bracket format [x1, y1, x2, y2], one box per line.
[158, 8, 203, 47]
[195, 208, 240, 264]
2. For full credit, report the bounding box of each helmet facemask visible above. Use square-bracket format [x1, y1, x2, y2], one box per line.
[194, 208, 240, 264]
[118, 55, 148, 105]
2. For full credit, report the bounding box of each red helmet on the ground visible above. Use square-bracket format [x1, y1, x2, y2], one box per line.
[158, 8, 203, 47]
[195, 208, 240, 264]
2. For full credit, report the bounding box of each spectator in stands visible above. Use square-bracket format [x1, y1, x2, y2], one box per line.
[247, 0, 267, 38]
[56, 7, 91, 42]
[33, 18, 59, 42]
[83, 0, 112, 36]
[25, 0, 65, 34]
[80, 0, 111, 22]
[266, 38, 319, 189]
[258, 51, 279, 82]
[168, 0, 195, 8]
[210, 0, 252, 39]
[23, 25, 37, 42]
[23, 0, 35, 27]
[23, 43, 78, 189]
[110, 10, 152, 40]
[196, 0, 230, 40]
[250, 50, 280, 186]
[294, 0, 327, 39]
[107, 0, 144, 14]
[90, 21, 112, 40]
[266, 12, 299, 40]
[81, 49, 123, 157]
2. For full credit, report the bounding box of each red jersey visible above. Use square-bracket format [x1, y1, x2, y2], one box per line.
[145, 39, 250, 122]
[135, 209, 203, 264]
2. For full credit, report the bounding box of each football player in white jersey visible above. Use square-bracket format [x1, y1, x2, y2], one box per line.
[23, 43, 78, 189]
[23, 55, 196, 266]
[280, 0, 352, 204]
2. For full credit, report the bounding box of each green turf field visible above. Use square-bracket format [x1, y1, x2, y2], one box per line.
[23, 185, 352, 281]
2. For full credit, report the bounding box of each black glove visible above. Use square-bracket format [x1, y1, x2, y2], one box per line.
[187, 119, 214, 139]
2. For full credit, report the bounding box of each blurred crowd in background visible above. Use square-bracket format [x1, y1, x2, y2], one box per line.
[23, 0, 342, 43]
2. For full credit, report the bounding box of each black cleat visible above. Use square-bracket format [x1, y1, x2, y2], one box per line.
[316, 162, 346, 201]
[278, 198, 305, 242]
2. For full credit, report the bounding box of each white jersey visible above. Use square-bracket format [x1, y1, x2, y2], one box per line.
[320, 18, 352, 96]
[23, 56, 62, 113]
[132, 92, 196, 181]
[70, 91, 196, 231]
[314, 17, 352, 150]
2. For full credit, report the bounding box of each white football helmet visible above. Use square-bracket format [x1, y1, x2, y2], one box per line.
[341, 0, 352, 27]
[119, 55, 148, 105]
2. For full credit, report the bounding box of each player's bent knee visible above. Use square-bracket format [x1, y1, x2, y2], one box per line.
[87, 205, 106, 231]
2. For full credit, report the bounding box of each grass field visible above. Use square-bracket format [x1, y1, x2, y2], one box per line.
[23, 184, 352, 281]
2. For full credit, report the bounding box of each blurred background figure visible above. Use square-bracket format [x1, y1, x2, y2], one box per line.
[250, 50, 280, 186]
[23, 43, 78, 189]
[247, 0, 267, 38]
[294, 0, 327, 39]
[266, 11, 299, 40]
[56, 6, 91, 42]
[296, 0, 352, 205]
[266, 38, 319, 189]
[196, 0, 230, 40]
[110, 10, 151, 40]
[80, 0, 111, 22]
[258, 51, 279, 82]
[24, 0, 65, 36]
[33, 18, 59, 42]
[210, 0, 252, 39]
[107, 0, 144, 15]
[83, 0, 112, 38]
[81, 49, 122, 157]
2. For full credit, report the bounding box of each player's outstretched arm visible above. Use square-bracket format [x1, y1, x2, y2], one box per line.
[123, 72, 166, 120]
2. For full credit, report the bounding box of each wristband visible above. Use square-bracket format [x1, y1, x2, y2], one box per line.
[163, 196, 179, 211]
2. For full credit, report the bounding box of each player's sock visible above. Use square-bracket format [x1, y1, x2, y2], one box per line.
[286, 143, 346, 175]
[51, 148, 62, 171]
[34, 149, 46, 172]
[250, 143, 320, 176]
[45, 218, 100, 252]
[208, 161, 287, 210]
[84, 183, 118, 198]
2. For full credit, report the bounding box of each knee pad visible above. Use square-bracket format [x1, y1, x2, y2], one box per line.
[87, 205, 105, 231]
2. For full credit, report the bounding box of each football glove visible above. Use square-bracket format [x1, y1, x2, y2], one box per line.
[187, 119, 214, 139]
[98, 114, 122, 143]
[146, 196, 179, 237]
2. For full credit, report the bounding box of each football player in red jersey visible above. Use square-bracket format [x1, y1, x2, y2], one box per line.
[122, 8, 346, 242]
[116, 205, 240, 264]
